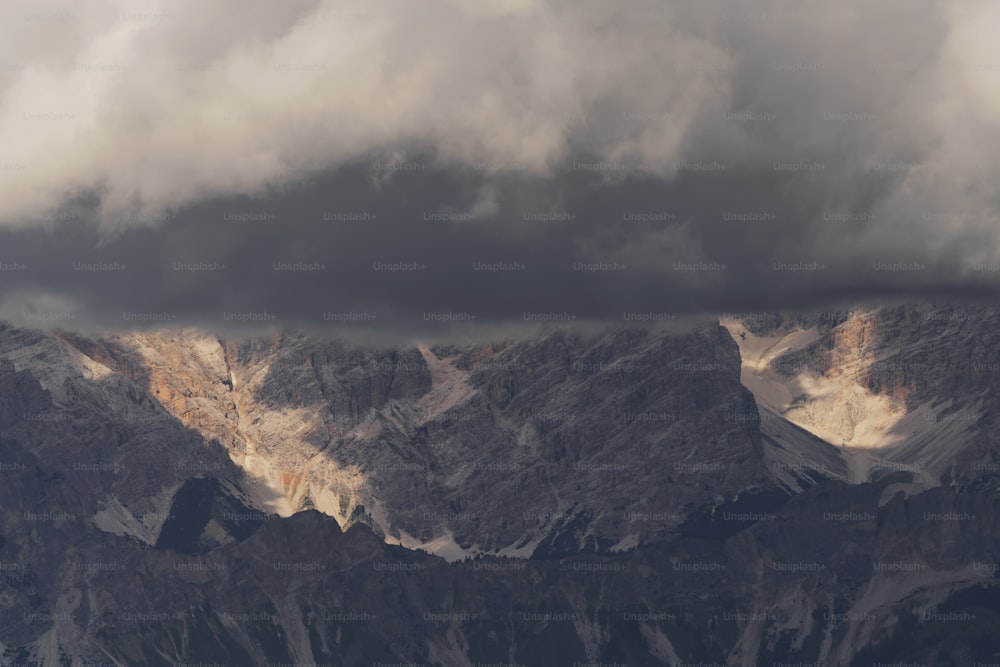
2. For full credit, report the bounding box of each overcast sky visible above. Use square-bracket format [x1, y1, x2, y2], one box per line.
[0, 0, 998, 335]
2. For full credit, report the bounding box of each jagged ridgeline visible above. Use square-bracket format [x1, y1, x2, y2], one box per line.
[0, 307, 998, 663]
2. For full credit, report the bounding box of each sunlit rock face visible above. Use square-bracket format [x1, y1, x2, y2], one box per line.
[724, 305, 1000, 489]
[3, 306, 1000, 664]
[1, 322, 774, 560]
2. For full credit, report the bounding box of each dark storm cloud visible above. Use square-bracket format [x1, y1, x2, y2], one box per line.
[2, 158, 999, 337]
[0, 0, 999, 335]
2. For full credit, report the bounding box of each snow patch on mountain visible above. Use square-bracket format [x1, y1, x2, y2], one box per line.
[723, 314, 982, 485]
[722, 319, 904, 449]
[876, 398, 982, 482]
[387, 528, 480, 563]
[92, 496, 160, 545]
[415, 345, 477, 424]
[757, 407, 850, 489]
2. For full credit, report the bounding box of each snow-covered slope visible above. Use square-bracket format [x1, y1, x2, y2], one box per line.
[722, 307, 988, 486]
[757, 407, 851, 490]
[722, 316, 906, 450]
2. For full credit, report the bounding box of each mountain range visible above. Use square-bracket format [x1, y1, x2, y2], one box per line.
[1, 304, 999, 665]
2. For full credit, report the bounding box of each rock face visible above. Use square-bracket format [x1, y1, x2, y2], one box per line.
[0, 306, 999, 664]
[1, 468, 1000, 665]
[27, 323, 771, 559]
[723, 305, 1000, 488]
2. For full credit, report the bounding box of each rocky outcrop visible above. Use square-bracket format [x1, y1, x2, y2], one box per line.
[0, 470, 998, 665]
[1, 306, 999, 663]
[21, 323, 773, 558]
[724, 304, 1000, 487]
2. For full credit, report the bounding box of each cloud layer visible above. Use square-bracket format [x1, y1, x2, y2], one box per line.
[0, 0, 998, 333]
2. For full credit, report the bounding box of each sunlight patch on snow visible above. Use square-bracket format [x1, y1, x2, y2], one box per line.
[722, 319, 905, 450]
[722, 320, 819, 373]
[783, 380, 904, 450]
[723, 318, 981, 484]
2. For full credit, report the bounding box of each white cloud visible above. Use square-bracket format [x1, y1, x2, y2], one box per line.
[0, 0, 729, 230]
[0, 0, 996, 272]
